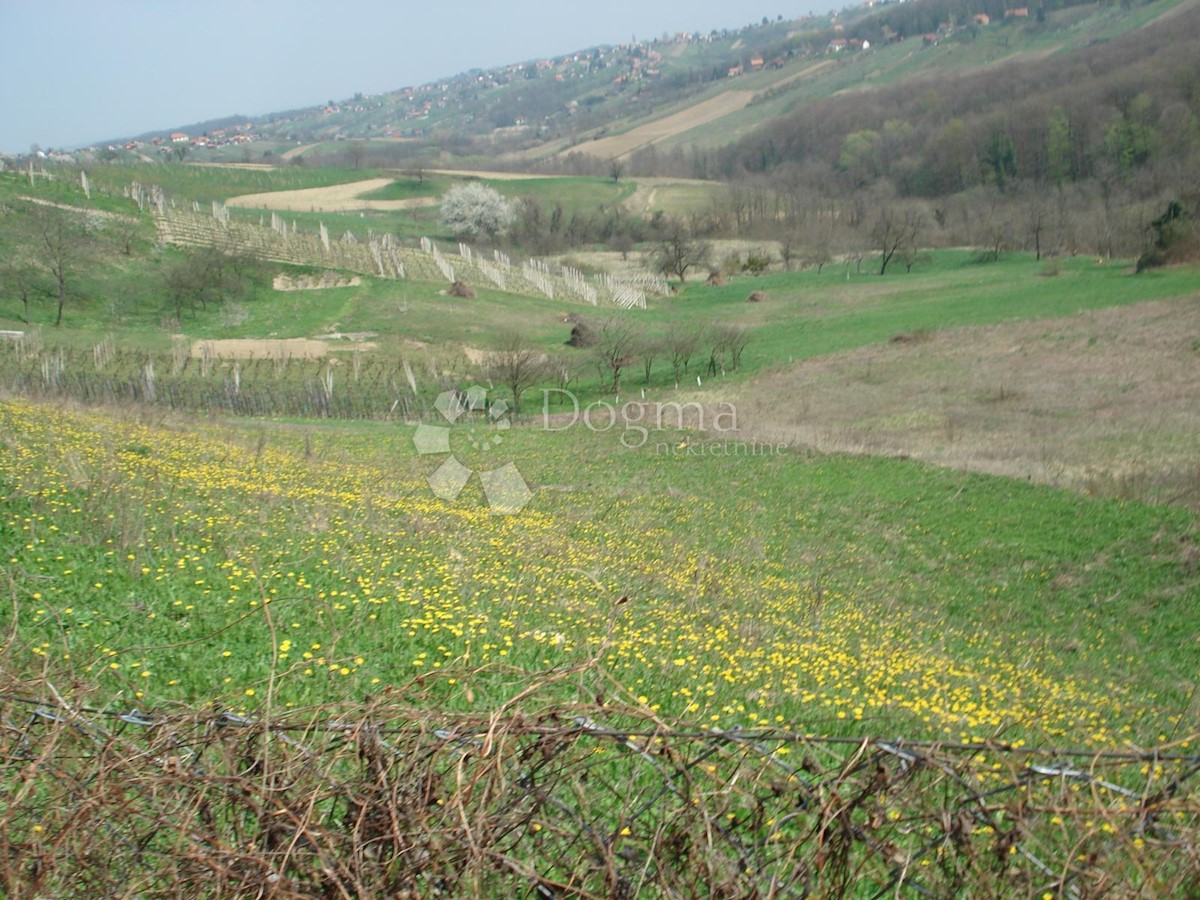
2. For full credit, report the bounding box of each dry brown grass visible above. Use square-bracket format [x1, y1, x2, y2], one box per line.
[273, 273, 362, 291]
[190, 338, 331, 361]
[225, 179, 437, 213]
[732, 298, 1200, 507]
[575, 91, 756, 160]
[4, 660, 1198, 898]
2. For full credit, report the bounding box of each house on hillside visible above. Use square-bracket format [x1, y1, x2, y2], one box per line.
[974, 13, 990, 25]
[728, 64, 743, 77]
[169, 132, 189, 143]
[749, 55, 765, 70]
[829, 38, 848, 51]
[1005, 6, 1029, 16]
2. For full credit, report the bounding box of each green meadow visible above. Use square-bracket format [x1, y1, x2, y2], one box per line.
[1, 161, 1197, 747]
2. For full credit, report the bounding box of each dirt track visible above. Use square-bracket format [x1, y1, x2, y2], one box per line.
[281, 143, 320, 160]
[425, 168, 569, 180]
[186, 162, 277, 171]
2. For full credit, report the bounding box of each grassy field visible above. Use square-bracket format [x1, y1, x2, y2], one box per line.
[10, 396, 1195, 894]
[3, 397, 1196, 750]
[3, 169, 1197, 423]
[3, 154, 1200, 897]
[732, 295, 1200, 504]
[356, 173, 450, 201]
[3, 1, 1198, 884]
[82, 161, 386, 203]
[486, 175, 637, 210]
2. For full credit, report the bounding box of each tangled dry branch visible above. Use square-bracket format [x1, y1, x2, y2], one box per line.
[2, 671, 1198, 898]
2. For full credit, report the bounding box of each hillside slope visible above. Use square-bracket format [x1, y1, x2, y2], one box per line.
[81, 0, 1197, 177]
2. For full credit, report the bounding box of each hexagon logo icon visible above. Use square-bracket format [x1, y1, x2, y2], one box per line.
[413, 386, 531, 515]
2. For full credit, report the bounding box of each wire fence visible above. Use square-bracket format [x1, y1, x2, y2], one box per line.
[3, 675, 1198, 898]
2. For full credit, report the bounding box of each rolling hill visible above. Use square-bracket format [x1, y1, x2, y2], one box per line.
[73, 0, 1197, 181]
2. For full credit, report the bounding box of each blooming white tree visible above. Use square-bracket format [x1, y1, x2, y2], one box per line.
[439, 183, 515, 240]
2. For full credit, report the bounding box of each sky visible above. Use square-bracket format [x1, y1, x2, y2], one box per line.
[0, 0, 821, 155]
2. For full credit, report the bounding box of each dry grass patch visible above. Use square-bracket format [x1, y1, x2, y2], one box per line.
[225, 178, 437, 212]
[576, 91, 755, 159]
[190, 338, 331, 360]
[273, 273, 361, 291]
[731, 297, 1200, 506]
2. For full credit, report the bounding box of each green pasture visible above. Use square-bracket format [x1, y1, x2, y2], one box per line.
[1, 396, 1196, 748]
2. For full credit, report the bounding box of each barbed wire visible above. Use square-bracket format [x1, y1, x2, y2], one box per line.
[3, 689, 1197, 761]
[4, 684, 1199, 898]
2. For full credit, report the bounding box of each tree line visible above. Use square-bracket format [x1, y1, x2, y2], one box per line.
[721, 7, 1199, 188]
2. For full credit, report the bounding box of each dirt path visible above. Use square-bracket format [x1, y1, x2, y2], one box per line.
[20, 196, 140, 223]
[424, 168, 571, 180]
[225, 178, 437, 212]
[281, 143, 321, 160]
[620, 176, 715, 215]
[186, 161, 277, 171]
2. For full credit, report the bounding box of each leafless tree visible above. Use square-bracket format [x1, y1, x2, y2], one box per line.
[703, 324, 751, 376]
[29, 203, 93, 327]
[611, 233, 634, 260]
[807, 243, 833, 274]
[162, 245, 254, 320]
[1026, 193, 1049, 261]
[779, 233, 800, 271]
[634, 334, 664, 384]
[549, 352, 576, 395]
[113, 218, 140, 257]
[718, 324, 751, 371]
[652, 220, 710, 284]
[593, 318, 637, 394]
[489, 330, 546, 415]
[665, 321, 702, 386]
[0, 255, 39, 324]
[872, 206, 925, 275]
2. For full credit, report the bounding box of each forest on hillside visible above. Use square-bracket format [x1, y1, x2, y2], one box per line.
[556, 3, 1200, 262]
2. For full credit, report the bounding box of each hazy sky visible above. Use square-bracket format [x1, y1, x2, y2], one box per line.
[0, 0, 820, 155]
